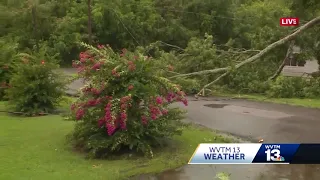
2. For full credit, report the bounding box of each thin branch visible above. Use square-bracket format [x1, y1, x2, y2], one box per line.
[268, 40, 295, 81]
[196, 71, 229, 96]
[169, 67, 228, 78]
[157, 41, 185, 52]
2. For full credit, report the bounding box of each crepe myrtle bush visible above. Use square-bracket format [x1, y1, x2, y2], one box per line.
[69, 43, 188, 158]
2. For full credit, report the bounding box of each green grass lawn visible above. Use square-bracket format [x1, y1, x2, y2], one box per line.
[0, 101, 230, 180]
[212, 92, 320, 108]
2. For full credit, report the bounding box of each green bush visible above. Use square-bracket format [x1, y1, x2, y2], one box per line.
[6, 53, 67, 116]
[0, 40, 18, 100]
[267, 76, 307, 98]
[69, 43, 187, 158]
[303, 78, 320, 98]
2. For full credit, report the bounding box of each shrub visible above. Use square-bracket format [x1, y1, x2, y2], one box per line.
[6, 53, 67, 116]
[303, 78, 320, 98]
[0, 40, 18, 100]
[267, 76, 307, 98]
[69, 43, 188, 158]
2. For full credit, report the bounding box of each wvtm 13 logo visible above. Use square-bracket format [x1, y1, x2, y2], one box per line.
[280, 17, 299, 26]
[265, 145, 285, 162]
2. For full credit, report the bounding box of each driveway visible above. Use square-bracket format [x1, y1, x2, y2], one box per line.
[62, 68, 320, 180]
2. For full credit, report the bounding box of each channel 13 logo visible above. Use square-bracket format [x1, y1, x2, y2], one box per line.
[264, 145, 285, 162]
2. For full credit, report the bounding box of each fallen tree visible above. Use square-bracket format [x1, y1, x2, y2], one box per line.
[268, 40, 295, 81]
[169, 16, 320, 96]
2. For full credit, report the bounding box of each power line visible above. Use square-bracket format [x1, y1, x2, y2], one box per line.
[112, 9, 142, 47]
[107, 4, 312, 49]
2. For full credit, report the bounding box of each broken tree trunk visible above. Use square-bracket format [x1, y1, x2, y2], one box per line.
[268, 40, 295, 81]
[170, 16, 320, 80]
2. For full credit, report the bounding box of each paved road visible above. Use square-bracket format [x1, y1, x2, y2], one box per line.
[62, 68, 320, 180]
[157, 98, 320, 180]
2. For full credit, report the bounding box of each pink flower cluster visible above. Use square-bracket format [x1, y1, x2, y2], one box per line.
[119, 96, 132, 129]
[72, 51, 104, 76]
[91, 62, 102, 70]
[104, 102, 116, 135]
[145, 96, 168, 121]
[141, 115, 148, 125]
[111, 68, 120, 77]
[166, 91, 188, 106]
[76, 108, 85, 120]
[127, 61, 136, 71]
[82, 86, 103, 96]
[87, 98, 101, 106]
[96, 95, 132, 135]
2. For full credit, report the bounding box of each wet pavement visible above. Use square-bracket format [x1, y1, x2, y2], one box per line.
[62, 68, 320, 180]
[146, 97, 320, 180]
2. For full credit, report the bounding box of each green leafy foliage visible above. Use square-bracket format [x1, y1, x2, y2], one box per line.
[6, 53, 67, 116]
[303, 78, 320, 98]
[0, 39, 18, 100]
[1, 0, 320, 99]
[173, 78, 201, 94]
[68, 43, 187, 158]
[267, 76, 307, 98]
[267, 76, 320, 98]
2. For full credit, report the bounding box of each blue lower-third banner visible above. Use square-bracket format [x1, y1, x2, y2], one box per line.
[188, 143, 320, 164]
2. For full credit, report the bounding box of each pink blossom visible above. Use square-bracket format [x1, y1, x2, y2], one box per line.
[166, 92, 175, 102]
[120, 103, 127, 110]
[128, 64, 136, 71]
[105, 113, 112, 121]
[141, 115, 148, 125]
[91, 63, 101, 70]
[162, 109, 168, 115]
[182, 99, 188, 106]
[128, 84, 134, 90]
[70, 103, 76, 111]
[98, 118, 105, 127]
[97, 44, 105, 49]
[106, 123, 116, 136]
[119, 119, 126, 129]
[87, 99, 100, 106]
[120, 96, 131, 103]
[120, 112, 127, 120]
[149, 105, 160, 115]
[91, 88, 101, 95]
[156, 96, 163, 105]
[151, 114, 157, 120]
[76, 109, 85, 120]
